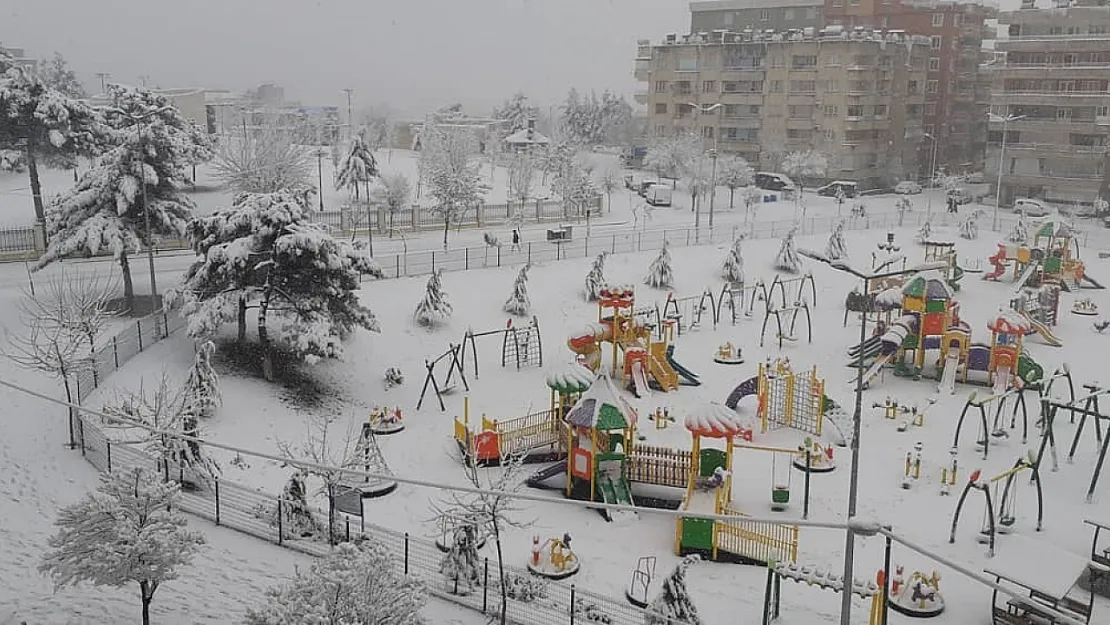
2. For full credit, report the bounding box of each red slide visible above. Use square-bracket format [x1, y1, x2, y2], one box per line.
[982, 245, 1008, 281]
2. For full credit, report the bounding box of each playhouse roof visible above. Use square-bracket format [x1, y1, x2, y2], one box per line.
[988, 310, 1031, 335]
[545, 364, 595, 394]
[901, 270, 953, 300]
[503, 127, 551, 146]
[875, 287, 904, 309]
[564, 373, 638, 430]
[1035, 221, 1074, 240]
[685, 402, 753, 439]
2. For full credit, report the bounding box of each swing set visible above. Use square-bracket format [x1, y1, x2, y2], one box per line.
[760, 300, 813, 349]
[717, 280, 765, 325]
[952, 388, 1032, 459]
[949, 453, 1044, 557]
[766, 273, 818, 311]
[416, 344, 469, 411]
[661, 289, 718, 335]
[459, 316, 544, 379]
[1037, 383, 1110, 502]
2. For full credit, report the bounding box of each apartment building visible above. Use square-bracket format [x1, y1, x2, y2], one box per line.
[823, 1, 994, 175]
[0, 43, 36, 68]
[987, 4, 1110, 207]
[635, 29, 927, 188]
[690, 0, 824, 33]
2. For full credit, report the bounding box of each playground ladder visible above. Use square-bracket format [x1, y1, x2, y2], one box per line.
[501, 316, 543, 370]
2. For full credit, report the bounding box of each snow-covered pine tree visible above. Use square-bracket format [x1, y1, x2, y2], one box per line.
[503, 263, 532, 316]
[494, 92, 540, 133]
[646, 555, 703, 625]
[245, 541, 426, 625]
[440, 523, 483, 595]
[269, 470, 321, 539]
[33, 52, 86, 98]
[552, 160, 597, 218]
[599, 89, 634, 147]
[335, 133, 379, 200]
[775, 228, 801, 273]
[1007, 214, 1029, 244]
[183, 340, 221, 419]
[646, 241, 674, 289]
[722, 238, 745, 284]
[172, 191, 383, 380]
[415, 269, 453, 327]
[39, 468, 205, 625]
[585, 252, 607, 301]
[825, 221, 849, 260]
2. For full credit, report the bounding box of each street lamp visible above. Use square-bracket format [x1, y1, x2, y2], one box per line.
[685, 102, 723, 232]
[989, 112, 1026, 231]
[922, 133, 939, 215]
[342, 88, 354, 141]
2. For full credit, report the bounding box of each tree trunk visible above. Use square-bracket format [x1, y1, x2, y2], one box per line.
[237, 296, 247, 342]
[389, 211, 395, 238]
[729, 187, 736, 208]
[607, 191, 612, 213]
[119, 250, 135, 311]
[139, 581, 152, 625]
[494, 523, 507, 625]
[26, 138, 46, 224]
[258, 292, 273, 382]
[443, 215, 450, 249]
[327, 482, 336, 546]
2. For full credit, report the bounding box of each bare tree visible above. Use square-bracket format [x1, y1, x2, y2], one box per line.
[213, 114, 313, 194]
[3, 312, 85, 443]
[508, 153, 535, 214]
[433, 453, 531, 625]
[18, 268, 119, 353]
[595, 165, 621, 213]
[378, 172, 411, 237]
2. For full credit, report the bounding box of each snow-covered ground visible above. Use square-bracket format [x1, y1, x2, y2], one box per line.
[16, 218, 1103, 623]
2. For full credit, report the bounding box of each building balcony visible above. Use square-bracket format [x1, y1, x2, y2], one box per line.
[990, 91, 1110, 105]
[990, 142, 1108, 156]
[722, 116, 762, 127]
[998, 37, 1110, 53]
[721, 65, 765, 75]
[786, 118, 817, 130]
[992, 171, 1104, 187]
[719, 137, 761, 149]
[997, 117, 1109, 133]
[634, 91, 650, 105]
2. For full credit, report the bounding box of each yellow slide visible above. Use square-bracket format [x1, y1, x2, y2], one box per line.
[1019, 312, 1062, 347]
[647, 343, 679, 391]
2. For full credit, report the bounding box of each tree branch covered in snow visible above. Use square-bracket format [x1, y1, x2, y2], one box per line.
[825, 221, 849, 260]
[717, 155, 754, 208]
[183, 340, 221, 419]
[18, 267, 118, 353]
[722, 238, 745, 284]
[644, 133, 700, 185]
[419, 123, 488, 248]
[39, 468, 205, 625]
[335, 133, 378, 200]
[584, 252, 607, 301]
[377, 172, 411, 236]
[414, 269, 452, 328]
[494, 92, 540, 134]
[212, 111, 313, 195]
[507, 152, 535, 212]
[775, 228, 802, 273]
[503, 263, 532, 316]
[33, 52, 86, 99]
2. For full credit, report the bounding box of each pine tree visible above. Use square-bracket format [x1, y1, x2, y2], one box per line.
[440, 523, 483, 595]
[415, 269, 453, 327]
[494, 92, 540, 133]
[33, 53, 86, 99]
[1008, 214, 1029, 244]
[503, 264, 532, 316]
[335, 133, 379, 200]
[646, 241, 674, 289]
[270, 470, 322, 539]
[646, 555, 703, 625]
[585, 252, 607, 301]
[39, 468, 206, 625]
[183, 340, 221, 419]
[825, 221, 849, 260]
[722, 238, 745, 284]
[246, 541, 426, 625]
[775, 228, 801, 273]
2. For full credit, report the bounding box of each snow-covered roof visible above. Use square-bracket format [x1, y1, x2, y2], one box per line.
[875, 287, 904, 308]
[564, 373, 637, 430]
[988, 310, 1031, 334]
[503, 128, 551, 146]
[684, 402, 753, 439]
[545, 365, 595, 394]
[902, 270, 953, 300]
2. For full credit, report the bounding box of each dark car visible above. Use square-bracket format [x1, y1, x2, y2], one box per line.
[815, 181, 858, 198]
[755, 172, 796, 192]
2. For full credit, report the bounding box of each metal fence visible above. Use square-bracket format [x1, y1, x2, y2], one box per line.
[73, 310, 187, 403]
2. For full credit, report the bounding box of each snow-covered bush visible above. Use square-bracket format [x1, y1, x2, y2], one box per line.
[959, 211, 981, 240]
[503, 264, 532, 316]
[645, 241, 674, 289]
[584, 252, 607, 301]
[245, 540, 426, 625]
[504, 573, 549, 602]
[384, 367, 404, 389]
[255, 470, 322, 540]
[440, 524, 483, 595]
[183, 340, 220, 419]
[335, 133, 379, 200]
[415, 269, 453, 327]
[722, 238, 745, 284]
[646, 555, 703, 625]
[825, 221, 849, 260]
[39, 468, 205, 625]
[775, 228, 801, 273]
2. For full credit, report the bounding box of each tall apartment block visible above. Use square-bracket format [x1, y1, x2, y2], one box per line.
[634, 30, 928, 188]
[987, 4, 1110, 207]
[689, 0, 824, 33]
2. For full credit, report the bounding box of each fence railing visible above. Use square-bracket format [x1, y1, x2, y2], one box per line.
[73, 310, 187, 404]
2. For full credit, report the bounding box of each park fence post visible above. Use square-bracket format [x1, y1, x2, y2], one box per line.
[570, 584, 577, 625]
[804, 452, 812, 520]
[882, 533, 893, 625]
[214, 478, 220, 526]
[612, 234, 616, 254]
[77, 417, 85, 455]
[136, 319, 143, 351]
[112, 336, 119, 368]
[277, 499, 284, 545]
[528, 242, 532, 264]
[482, 558, 489, 613]
[106, 439, 112, 472]
[465, 248, 469, 270]
[404, 532, 410, 575]
[432, 251, 436, 273]
[687, 229, 691, 247]
[497, 245, 501, 267]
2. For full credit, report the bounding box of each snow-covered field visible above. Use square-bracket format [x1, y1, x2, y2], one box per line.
[5, 216, 1103, 623]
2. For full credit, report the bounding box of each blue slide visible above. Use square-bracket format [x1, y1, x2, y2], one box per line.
[665, 345, 701, 386]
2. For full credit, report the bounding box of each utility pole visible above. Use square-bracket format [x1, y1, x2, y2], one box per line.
[315, 148, 325, 211]
[95, 73, 111, 95]
[990, 112, 1025, 231]
[342, 88, 354, 141]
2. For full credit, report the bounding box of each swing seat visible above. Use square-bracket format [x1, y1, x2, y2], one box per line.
[999, 515, 1016, 528]
[991, 429, 1010, 439]
[977, 531, 993, 544]
[771, 488, 791, 505]
[778, 334, 798, 342]
[441, 384, 458, 394]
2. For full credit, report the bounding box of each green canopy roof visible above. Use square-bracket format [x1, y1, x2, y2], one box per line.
[564, 373, 637, 431]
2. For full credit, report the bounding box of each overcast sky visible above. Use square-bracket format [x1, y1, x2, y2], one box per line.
[3, 0, 688, 115]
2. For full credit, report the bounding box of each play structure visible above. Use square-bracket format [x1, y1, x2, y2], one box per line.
[717, 280, 763, 324]
[952, 388, 1033, 458]
[528, 533, 579, 580]
[717, 274, 817, 328]
[1010, 284, 1063, 347]
[417, 344, 468, 411]
[725, 358, 851, 447]
[368, 406, 404, 435]
[459, 316, 544, 379]
[1072, 297, 1099, 317]
[661, 289, 718, 335]
[1038, 383, 1110, 502]
[334, 422, 398, 515]
[846, 274, 1044, 392]
[714, 342, 745, 365]
[625, 556, 657, 607]
[759, 274, 817, 349]
[566, 286, 700, 397]
[888, 566, 946, 618]
[948, 452, 1044, 557]
[453, 365, 593, 465]
[923, 240, 966, 292]
[984, 221, 1103, 291]
[762, 561, 883, 625]
[874, 396, 935, 431]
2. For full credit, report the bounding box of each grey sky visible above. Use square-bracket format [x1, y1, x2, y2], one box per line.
[4, 0, 688, 115]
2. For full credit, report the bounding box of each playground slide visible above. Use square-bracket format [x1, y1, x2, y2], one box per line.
[630, 360, 652, 399]
[847, 334, 883, 359]
[857, 351, 896, 389]
[1011, 261, 1041, 293]
[525, 461, 568, 490]
[949, 264, 965, 292]
[666, 353, 702, 386]
[599, 476, 637, 524]
[725, 376, 760, 410]
[1018, 312, 1063, 347]
[983, 246, 1008, 281]
[938, 354, 960, 396]
[647, 354, 680, 392]
[1082, 272, 1106, 290]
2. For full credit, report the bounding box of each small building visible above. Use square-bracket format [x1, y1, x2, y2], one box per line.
[502, 119, 551, 153]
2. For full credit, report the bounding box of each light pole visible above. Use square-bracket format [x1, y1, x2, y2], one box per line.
[989, 112, 1025, 231]
[342, 88, 354, 141]
[685, 102, 723, 231]
[923, 133, 939, 215]
[121, 105, 174, 308]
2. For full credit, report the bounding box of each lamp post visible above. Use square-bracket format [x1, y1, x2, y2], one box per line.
[989, 112, 1026, 231]
[685, 102, 724, 231]
[342, 88, 354, 141]
[923, 133, 939, 216]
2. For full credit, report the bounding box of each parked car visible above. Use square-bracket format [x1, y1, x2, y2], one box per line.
[895, 181, 923, 195]
[1014, 198, 1050, 217]
[755, 172, 796, 192]
[637, 180, 659, 197]
[646, 185, 672, 207]
[815, 181, 859, 198]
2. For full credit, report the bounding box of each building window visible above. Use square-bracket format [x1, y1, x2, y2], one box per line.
[1064, 54, 1079, 66]
[654, 125, 667, 137]
[724, 12, 734, 25]
[875, 104, 888, 118]
[824, 105, 839, 116]
[825, 54, 840, 66]
[881, 16, 890, 27]
[832, 0, 842, 6]
[703, 80, 716, 93]
[677, 59, 698, 71]
[654, 81, 668, 93]
[790, 80, 816, 93]
[954, 14, 962, 26]
[785, 8, 795, 20]
[926, 80, 938, 93]
[792, 55, 818, 68]
[930, 36, 942, 50]
[929, 58, 941, 71]
[849, 0, 860, 6]
[761, 9, 770, 20]
[677, 81, 692, 95]
[1097, 105, 1109, 117]
[723, 81, 739, 93]
[1092, 26, 1108, 35]
[822, 80, 841, 92]
[789, 104, 814, 118]
[932, 13, 944, 27]
[847, 105, 864, 118]
[770, 80, 783, 93]
[654, 103, 668, 115]
[703, 126, 715, 139]
[925, 102, 937, 115]
[1057, 108, 1072, 120]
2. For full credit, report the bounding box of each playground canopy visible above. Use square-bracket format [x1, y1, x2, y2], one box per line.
[1035, 221, 1074, 240]
[902, 271, 954, 300]
[565, 374, 638, 431]
[685, 402, 753, 439]
[988, 311, 1032, 335]
[545, 364, 595, 394]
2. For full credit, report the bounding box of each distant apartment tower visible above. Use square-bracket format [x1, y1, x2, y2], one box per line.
[689, 0, 824, 32]
[635, 30, 927, 188]
[822, 1, 994, 176]
[987, 3, 1110, 207]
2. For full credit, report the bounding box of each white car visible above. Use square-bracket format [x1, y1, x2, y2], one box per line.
[1013, 198, 1050, 218]
[895, 181, 923, 195]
